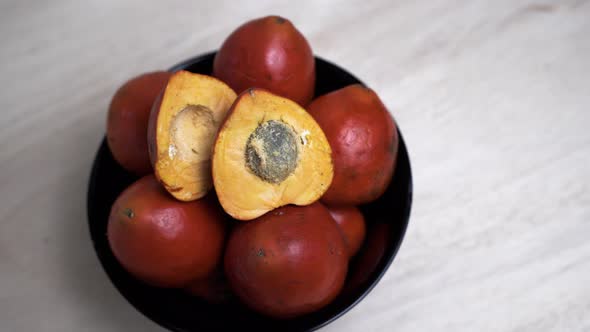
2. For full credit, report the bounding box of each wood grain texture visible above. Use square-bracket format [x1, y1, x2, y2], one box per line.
[1, 0, 589, 331]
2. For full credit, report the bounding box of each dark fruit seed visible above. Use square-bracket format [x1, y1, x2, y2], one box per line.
[245, 120, 299, 184]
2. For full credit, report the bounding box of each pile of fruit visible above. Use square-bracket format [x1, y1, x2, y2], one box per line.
[105, 15, 398, 319]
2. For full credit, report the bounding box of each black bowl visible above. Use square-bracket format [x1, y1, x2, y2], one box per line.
[87, 52, 412, 332]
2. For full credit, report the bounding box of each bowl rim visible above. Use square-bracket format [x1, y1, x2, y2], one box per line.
[87, 51, 413, 332]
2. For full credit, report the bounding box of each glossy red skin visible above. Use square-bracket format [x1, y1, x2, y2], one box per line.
[213, 16, 315, 106]
[308, 84, 398, 205]
[107, 175, 226, 287]
[327, 206, 366, 258]
[224, 203, 348, 318]
[107, 71, 172, 175]
[185, 268, 233, 304]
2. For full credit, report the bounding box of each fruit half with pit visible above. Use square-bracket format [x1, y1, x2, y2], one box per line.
[213, 15, 315, 106]
[308, 84, 398, 205]
[148, 71, 237, 201]
[212, 88, 333, 220]
[224, 203, 348, 318]
[107, 175, 227, 287]
[107, 71, 172, 175]
[327, 205, 366, 258]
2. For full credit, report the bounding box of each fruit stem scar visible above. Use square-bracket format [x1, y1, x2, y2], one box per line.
[257, 248, 266, 257]
[123, 208, 134, 219]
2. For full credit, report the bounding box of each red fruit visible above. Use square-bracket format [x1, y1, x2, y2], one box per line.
[185, 269, 232, 304]
[107, 71, 172, 175]
[224, 203, 347, 318]
[107, 175, 226, 287]
[308, 84, 398, 205]
[327, 206, 366, 258]
[213, 16, 315, 106]
[344, 223, 391, 294]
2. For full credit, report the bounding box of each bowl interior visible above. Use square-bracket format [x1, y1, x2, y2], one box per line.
[87, 52, 412, 332]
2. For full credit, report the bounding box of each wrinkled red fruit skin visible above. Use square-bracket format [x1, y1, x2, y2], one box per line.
[224, 202, 348, 318]
[107, 175, 226, 287]
[213, 16, 315, 106]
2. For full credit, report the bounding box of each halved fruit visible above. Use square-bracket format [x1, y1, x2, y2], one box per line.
[148, 71, 237, 201]
[212, 88, 333, 220]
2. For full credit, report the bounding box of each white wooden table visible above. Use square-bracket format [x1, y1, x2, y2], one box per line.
[1, 0, 589, 331]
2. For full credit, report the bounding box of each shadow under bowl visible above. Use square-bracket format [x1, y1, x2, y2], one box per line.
[87, 52, 413, 332]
